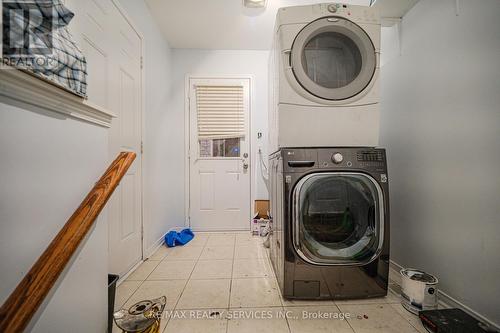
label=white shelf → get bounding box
[0,68,116,128]
[371,0,420,26]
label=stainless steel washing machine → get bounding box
[269,147,390,299]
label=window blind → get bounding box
[196,85,245,140]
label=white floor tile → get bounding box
[163,309,227,333]
[389,303,429,333]
[200,246,234,260]
[191,259,233,279]
[126,260,160,281]
[125,279,188,311]
[338,303,420,333]
[235,234,264,246]
[335,289,400,306]
[114,281,141,310]
[176,279,231,309]
[233,259,271,278]
[230,278,282,308]
[206,234,236,247]
[226,307,290,333]
[164,245,204,261]
[286,305,355,333]
[234,244,266,259]
[148,260,196,280]
[281,296,335,307]
[148,246,172,261]
[188,234,210,247]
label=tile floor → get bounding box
[113,232,428,333]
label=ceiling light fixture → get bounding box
[243,0,267,9]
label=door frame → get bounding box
[184,75,254,231]
[110,0,145,260]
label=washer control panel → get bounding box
[318,148,387,172]
[281,148,387,173]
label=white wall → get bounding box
[118,0,178,255]
[171,49,270,224]
[0,103,109,332]
[0,1,174,331]
[380,0,500,328]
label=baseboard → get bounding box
[116,260,143,287]
[143,233,168,259]
[116,233,168,287]
[389,260,500,331]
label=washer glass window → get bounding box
[293,173,383,265]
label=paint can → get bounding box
[400,268,438,314]
[113,296,166,333]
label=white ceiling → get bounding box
[145,0,371,50]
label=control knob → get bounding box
[332,153,344,164]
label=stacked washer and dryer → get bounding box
[268,3,390,300]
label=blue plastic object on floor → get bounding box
[165,228,194,247]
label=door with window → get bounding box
[188,78,251,231]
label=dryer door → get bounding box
[290,17,376,101]
[293,172,384,265]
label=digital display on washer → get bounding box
[357,151,384,162]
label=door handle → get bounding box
[283,49,292,70]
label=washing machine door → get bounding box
[292,173,384,265]
[290,17,376,101]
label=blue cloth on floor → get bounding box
[165,228,194,247]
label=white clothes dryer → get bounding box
[269,3,381,152]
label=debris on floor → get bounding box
[114,296,166,333]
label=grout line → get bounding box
[226,233,238,333]
[119,259,163,307]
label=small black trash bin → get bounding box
[108,274,119,333]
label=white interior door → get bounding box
[107,6,143,277]
[66,0,143,277]
[189,78,251,231]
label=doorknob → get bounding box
[243,162,249,170]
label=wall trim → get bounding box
[389,260,500,331]
[143,233,167,260]
[0,68,116,127]
[118,233,166,286]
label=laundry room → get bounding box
[0,0,498,332]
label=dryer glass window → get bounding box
[302,32,362,89]
[294,173,383,265]
[290,17,377,101]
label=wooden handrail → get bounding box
[0,152,136,333]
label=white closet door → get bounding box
[107,5,143,277]
[65,0,143,277]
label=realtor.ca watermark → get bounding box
[154,309,352,321]
[1,0,57,69]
